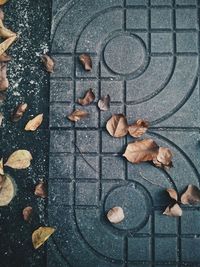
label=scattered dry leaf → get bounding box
[0,174,16,206]
[128,119,149,138]
[4,150,32,169]
[123,139,159,164]
[67,109,88,122]
[106,114,128,138]
[34,181,47,198]
[0,35,17,56]
[25,114,43,131]
[0,112,3,126]
[11,103,27,122]
[154,147,173,168]
[166,188,178,201]
[78,88,95,106]
[0,52,11,62]
[0,63,8,91]
[107,207,124,224]
[163,203,182,217]
[41,54,54,73]
[181,185,200,205]
[32,227,55,249]
[23,206,33,222]
[0,157,4,175]
[0,0,9,5]
[79,54,92,71]
[0,19,16,38]
[98,95,110,111]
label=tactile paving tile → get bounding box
[48,0,200,266]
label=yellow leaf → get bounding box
[25,114,43,131]
[32,227,55,249]
[0,0,9,5]
[0,35,17,56]
[0,174,16,206]
[4,150,32,169]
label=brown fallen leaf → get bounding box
[166,188,178,201]
[67,109,88,122]
[181,185,200,205]
[0,174,16,206]
[79,54,92,71]
[154,147,173,168]
[106,114,128,138]
[23,206,33,222]
[107,207,125,224]
[0,19,16,38]
[128,119,149,138]
[0,35,17,56]
[11,103,28,122]
[0,0,9,5]
[0,63,9,91]
[78,88,95,106]
[123,139,159,164]
[4,150,32,169]
[32,227,55,249]
[34,181,47,198]
[163,203,182,217]
[0,52,11,62]
[25,114,43,131]
[98,95,110,111]
[0,157,4,175]
[0,112,3,126]
[41,54,54,73]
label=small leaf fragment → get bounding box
[78,88,95,106]
[98,95,110,111]
[23,206,33,222]
[181,185,200,205]
[163,203,182,217]
[32,227,55,249]
[107,207,125,224]
[25,114,43,131]
[67,109,88,122]
[0,35,17,56]
[0,174,16,206]
[0,52,11,62]
[11,103,27,122]
[79,54,92,71]
[123,139,159,164]
[0,62,9,91]
[41,54,54,73]
[154,147,173,168]
[166,188,178,201]
[106,114,128,138]
[0,19,16,38]
[4,150,32,169]
[128,119,149,138]
[34,181,47,198]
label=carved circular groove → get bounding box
[104,34,146,75]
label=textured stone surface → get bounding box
[49,0,200,266]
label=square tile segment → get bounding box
[48,0,200,266]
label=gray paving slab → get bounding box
[48,0,200,266]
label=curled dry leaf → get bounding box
[0,63,8,91]
[0,52,11,62]
[4,150,32,169]
[0,35,17,56]
[154,147,173,168]
[107,207,125,224]
[123,139,158,164]
[0,0,9,5]
[32,226,55,249]
[106,114,128,138]
[181,185,200,205]
[128,119,149,138]
[0,19,16,38]
[41,54,54,73]
[0,112,3,126]
[11,103,27,122]
[166,188,178,201]
[34,181,47,198]
[23,206,33,222]
[98,95,110,111]
[67,109,88,122]
[78,88,95,106]
[163,203,182,217]
[0,174,16,206]
[79,54,92,71]
[25,114,43,131]
[0,157,4,175]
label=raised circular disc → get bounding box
[104,34,146,75]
